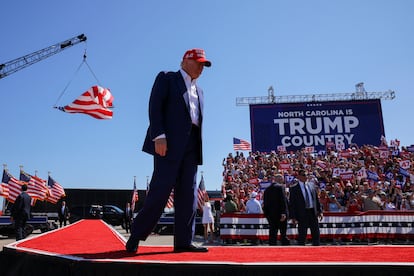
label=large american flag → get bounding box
[197,175,206,212]
[47,176,66,204]
[57,85,114,119]
[233,137,251,151]
[19,170,49,201]
[2,169,23,203]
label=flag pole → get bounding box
[1,164,7,214]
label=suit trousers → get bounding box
[130,125,200,247]
[15,218,28,241]
[267,218,289,245]
[297,208,320,246]
[59,217,67,227]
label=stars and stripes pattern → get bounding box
[57,85,114,119]
[0,182,9,198]
[233,137,251,151]
[31,174,49,198]
[2,169,23,203]
[1,168,68,206]
[19,170,49,201]
[0,170,11,198]
[220,213,414,241]
[46,176,66,204]
[197,175,206,212]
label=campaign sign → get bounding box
[249,99,385,152]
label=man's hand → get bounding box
[280,214,287,222]
[318,213,324,221]
[155,138,167,156]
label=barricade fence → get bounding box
[219,211,414,242]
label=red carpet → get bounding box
[2,219,414,275]
[9,219,414,264]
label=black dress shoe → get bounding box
[125,237,139,253]
[174,244,208,253]
[281,238,290,246]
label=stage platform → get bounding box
[1,219,413,276]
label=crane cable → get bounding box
[53,47,101,108]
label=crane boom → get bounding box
[0,34,87,79]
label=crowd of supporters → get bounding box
[221,140,414,213]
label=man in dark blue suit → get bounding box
[126,48,211,254]
[11,184,32,240]
[289,169,323,246]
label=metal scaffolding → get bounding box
[236,83,396,106]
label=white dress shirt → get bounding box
[180,69,200,126]
[154,70,201,141]
[300,181,313,208]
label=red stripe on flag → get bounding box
[0,183,9,197]
[7,178,23,203]
[197,176,206,212]
[62,86,114,119]
[233,137,251,151]
[166,190,174,209]
[47,176,65,204]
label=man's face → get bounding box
[182,59,205,80]
[297,172,308,181]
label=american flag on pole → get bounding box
[197,175,206,213]
[233,137,251,151]
[131,177,139,212]
[0,170,10,198]
[56,85,114,119]
[0,182,9,198]
[2,169,23,203]
[46,175,66,204]
[32,174,49,198]
[19,170,48,201]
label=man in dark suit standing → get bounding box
[11,184,32,240]
[263,174,290,246]
[289,169,323,246]
[126,48,211,254]
[124,202,132,233]
[58,200,70,227]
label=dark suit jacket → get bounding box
[58,205,70,220]
[263,183,288,221]
[289,180,322,221]
[11,191,31,220]
[125,207,133,220]
[142,71,203,164]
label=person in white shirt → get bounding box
[201,193,215,243]
[246,191,263,214]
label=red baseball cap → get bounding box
[183,48,211,67]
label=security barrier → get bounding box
[219,211,414,242]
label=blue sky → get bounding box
[1,1,413,194]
